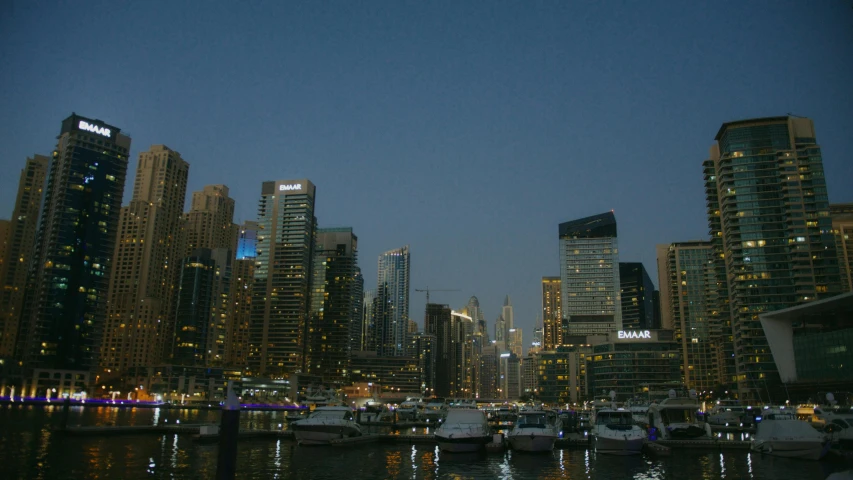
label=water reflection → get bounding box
[2,405,852,480]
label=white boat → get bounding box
[591,408,646,455]
[506,410,561,452]
[751,409,829,460]
[647,392,712,440]
[434,408,492,453]
[422,401,448,423]
[708,399,746,426]
[397,398,424,421]
[291,406,362,445]
[812,407,853,445]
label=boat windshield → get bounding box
[311,409,353,420]
[596,412,633,425]
[764,413,795,420]
[517,414,547,428]
[660,408,697,425]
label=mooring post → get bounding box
[215,381,241,480]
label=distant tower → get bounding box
[541,277,562,349]
[559,212,621,336]
[374,245,410,356]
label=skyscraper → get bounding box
[656,242,719,392]
[184,185,237,256]
[361,289,376,352]
[17,114,130,372]
[0,155,49,358]
[227,256,254,369]
[541,277,562,349]
[618,262,655,330]
[831,204,853,292]
[307,228,359,384]
[101,145,189,373]
[559,212,621,336]
[705,116,843,402]
[351,267,365,353]
[248,179,317,377]
[374,245,410,356]
[172,249,218,366]
[425,303,454,397]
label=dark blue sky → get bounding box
[2,1,851,348]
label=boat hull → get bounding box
[593,434,644,455]
[436,435,492,453]
[506,433,557,452]
[292,425,361,445]
[752,439,828,460]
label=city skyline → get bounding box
[1,2,852,348]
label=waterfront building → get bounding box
[226,257,253,369]
[248,180,317,377]
[183,185,237,256]
[307,228,359,384]
[235,221,258,260]
[588,329,681,402]
[478,343,499,399]
[452,310,475,398]
[619,262,655,330]
[831,204,853,292]
[652,290,662,329]
[101,145,189,374]
[501,352,521,400]
[521,353,538,396]
[351,267,364,354]
[361,289,376,352]
[502,295,514,348]
[559,212,622,336]
[705,116,843,402]
[541,277,562,349]
[508,327,523,357]
[537,344,594,406]
[410,332,436,396]
[0,155,49,358]
[760,291,853,402]
[530,318,543,354]
[374,245,410,356]
[656,241,720,393]
[349,351,421,394]
[17,114,130,373]
[425,303,453,397]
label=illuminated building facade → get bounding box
[559,212,622,335]
[0,155,49,358]
[541,277,562,349]
[705,116,843,402]
[374,245,410,356]
[830,204,853,292]
[18,114,130,372]
[248,179,317,377]
[619,262,655,330]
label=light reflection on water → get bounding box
[1,405,851,479]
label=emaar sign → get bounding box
[279,184,302,192]
[617,330,651,340]
[78,120,111,137]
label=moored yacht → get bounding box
[291,406,363,445]
[434,408,492,453]
[397,398,424,421]
[707,399,746,426]
[647,391,712,440]
[591,408,646,455]
[506,410,562,452]
[751,409,829,460]
[422,400,448,423]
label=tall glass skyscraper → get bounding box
[541,277,562,349]
[656,242,719,393]
[618,262,655,330]
[248,179,317,377]
[374,245,410,356]
[558,212,621,336]
[705,116,843,403]
[307,227,359,384]
[17,114,130,371]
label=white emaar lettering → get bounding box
[279,184,302,191]
[617,330,651,339]
[78,120,111,137]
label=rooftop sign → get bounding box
[617,330,651,340]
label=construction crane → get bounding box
[415,287,460,304]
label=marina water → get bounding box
[1,404,851,479]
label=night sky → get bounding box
[1,1,851,349]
